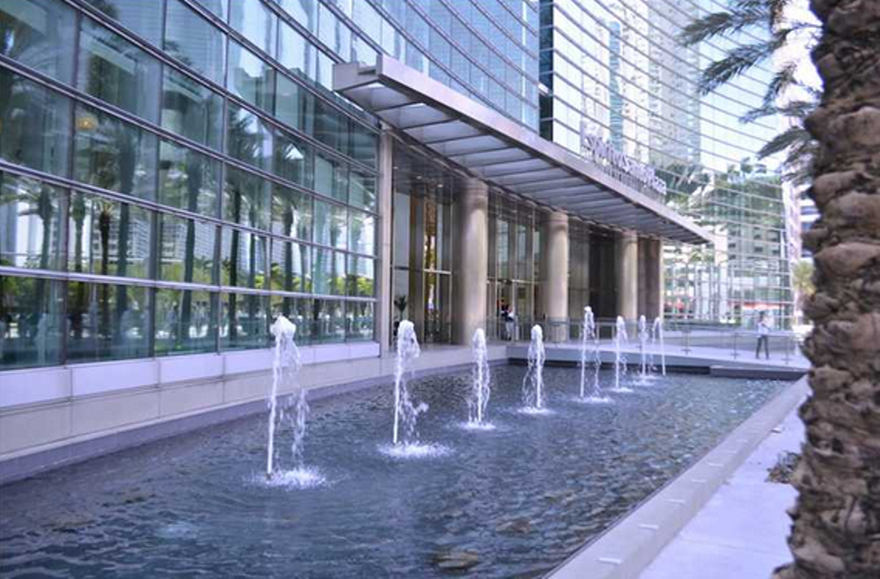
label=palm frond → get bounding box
[741,96,817,123]
[698,40,781,94]
[678,6,766,46]
[757,125,812,159]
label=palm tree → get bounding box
[791,259,814,324]
[679,0,821,185]
[771,1,880,577]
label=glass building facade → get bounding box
[0,0,546,371]
[0,0,383,370]
[0,0,792,374]
[540,0,796,329]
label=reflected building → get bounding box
[540,0,794,329]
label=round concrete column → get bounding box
[453,179,489,345]
[542,211,569,342]
[616,230,639,320]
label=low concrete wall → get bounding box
[0,344,507,485]
[548,376,809,579]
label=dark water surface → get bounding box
[0,367,784,578]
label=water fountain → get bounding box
[521,325,548,412]
[467,328,492,428]
[610,316,633,393]
[637,315,650,383]
[653,317,667,376]
[579,307,610,403]
[266,315,302,478]
[392,320,424,445]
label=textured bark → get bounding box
[773,1,880,578]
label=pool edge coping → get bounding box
[546,374,809,579]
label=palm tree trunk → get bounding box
[180,156,203,346]
[773,1,880,578]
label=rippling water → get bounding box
[0,367,783,577]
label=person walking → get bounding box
[755,312,770,359]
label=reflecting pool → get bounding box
[0,367,784,577]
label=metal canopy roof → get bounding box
[334,55,711,245]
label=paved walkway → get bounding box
[639,401,805,579]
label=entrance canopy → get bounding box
[334,56,711,245]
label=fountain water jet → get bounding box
[382,321,449,459]
[653,317,666,376]
[521,325,548,413]
[578,307,610,403]
[267,315,304,479]
[610,316,633,393]
[637,315,651,383]
[467,328,492,428]
[392,320,424,445]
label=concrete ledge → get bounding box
[710,366,807,380]
[0,345,505,485]
[548,376,809,579]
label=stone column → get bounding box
[376,130,394,356]
[453,178,489,345]
[541,211,570,342]
[615,230,638,320]
[644,239,664,319]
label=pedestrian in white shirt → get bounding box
[755,312,770,359]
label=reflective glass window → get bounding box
[228,40,275,112]
[313,249,344,295]
[313,199,330,246]
[278,21,315,79]
[158,139,221,217]
[0,275,64,369]
[165,0,226,85]
[220,292,268,349]
[352,34,377,66]
[73,104,157,200]
[314,153,347,202]
[229,0,276,55]
[348,210,374,255]
[351,124,377,168]
[82,0,163,46]
[346,256,374,297]
[312,298,344,342]
[318,3,349,58]
[270,239,311,293]
[67,192,152,279]
[273,129,313,188]
[220,227,267,289]
[330,204,347,250]
[349,171,375,211]
[270,295,310,338]
[193,0,227,19]
[224,167,271,230]
[155,289,218,356]
[158,213,217,284]
[66,282,150,363]
[279,0,316,33]
[0,69,71,177]
[275,74,315,133]
[226,104,273,171]
[0,0,76,83]
[314,99,345,151]
[353,0,379,41]
[346,300,373,341]
[271,185,312,241]
[161,67,224,150]
[0,172,64,271]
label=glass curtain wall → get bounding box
[0,0,379,371]
[338,0,540,130]
[487,192,540,342]
[539,0,794,329]
[391,145,454,345]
